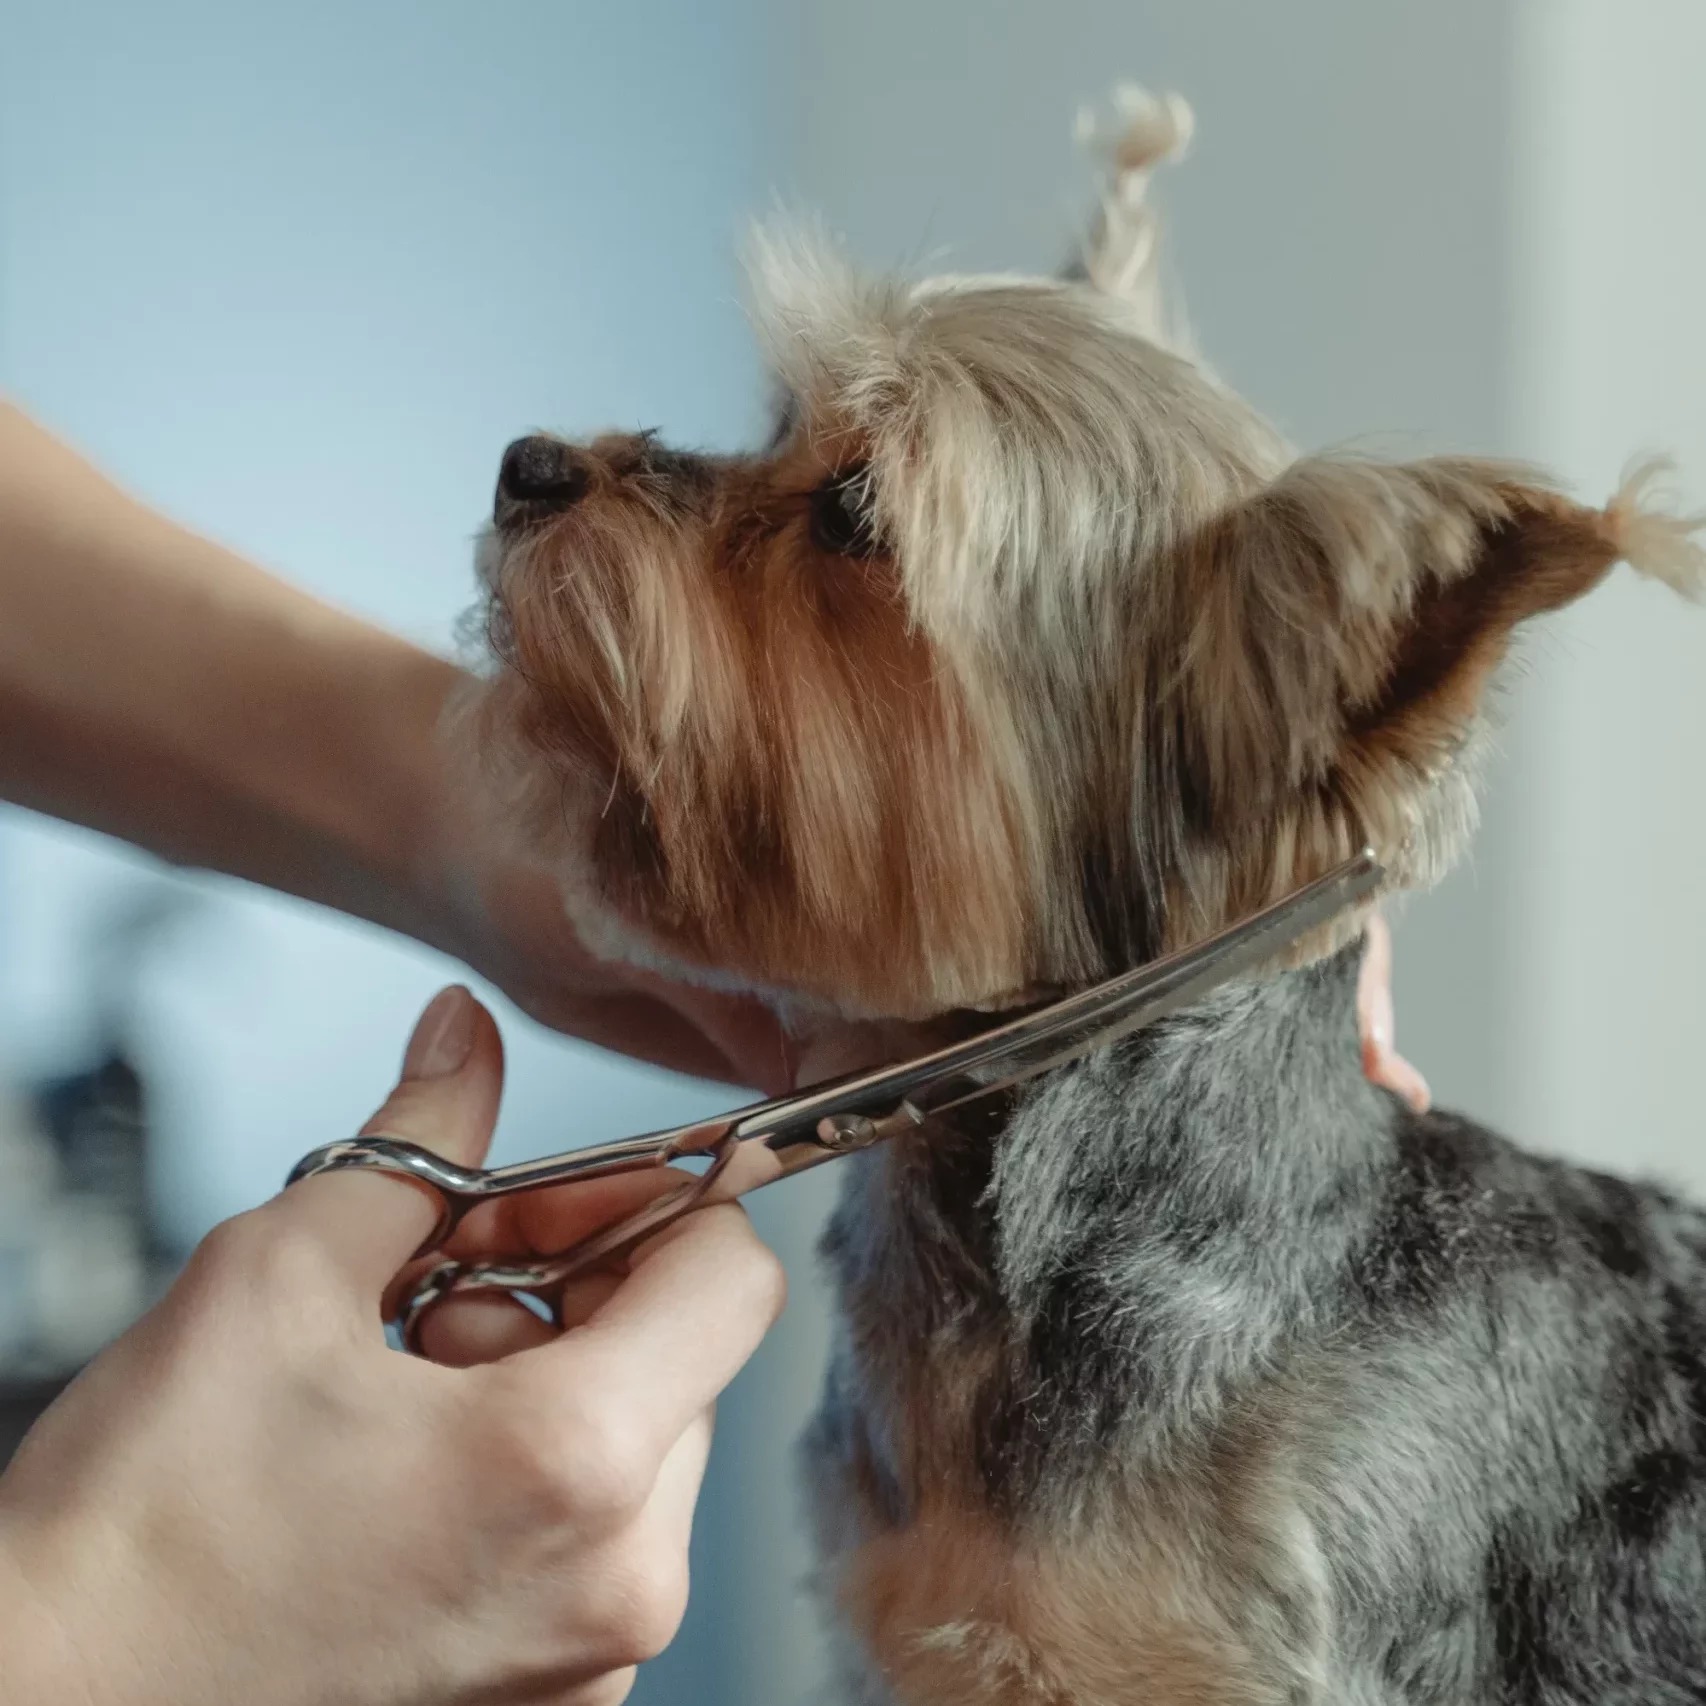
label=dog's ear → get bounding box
[1162,456,1705,849]
[1072,84,1194,349]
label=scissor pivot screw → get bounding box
[817,1113,880,1153]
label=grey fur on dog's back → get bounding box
[805,949,1706,1702]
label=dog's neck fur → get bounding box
[818,942,1397,1527]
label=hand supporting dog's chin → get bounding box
[789,916,1432,1111]
[425,837,799,1090]
[395,716,795,1091]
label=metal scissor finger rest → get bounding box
[288,849,1385,1352]
[293,1112,749,1349]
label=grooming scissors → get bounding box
[288,849,1384,1350]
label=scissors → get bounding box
[289,848,1384,1351]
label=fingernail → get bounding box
[1403,1063,1434,1116]
[403,986,477,1080]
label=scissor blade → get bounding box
[746,848,1384,1159]
[914,848,1384,1117]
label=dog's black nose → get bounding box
[495,435,588,520]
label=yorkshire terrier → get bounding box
[466,85,1706,1706]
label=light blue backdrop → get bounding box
[0,3,802,1700]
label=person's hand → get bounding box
[0,986,785,1706]
[413,769,799,1093]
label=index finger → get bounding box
[510,1201,786,1462]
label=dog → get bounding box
[464,85,1706,1705]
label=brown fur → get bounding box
[840,1505,1283,1706]
[1130,459,1663,962]
[477,411,1699,1021]
[824,1279,1326,1706]
[481,427,1038,1016]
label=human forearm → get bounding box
[0,402,462,934]
[0,1531,101,1706]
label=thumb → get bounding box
[280,985,506,1296]
[1357,916,1432,1115]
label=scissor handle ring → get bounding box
[287,1134,482,1254]
[394,1125,743,1355]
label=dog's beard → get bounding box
[470,504,1052,1021]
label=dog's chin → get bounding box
[787,1013,971,1092]
[472,524,513,601]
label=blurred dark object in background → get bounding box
[0,886,191,1465]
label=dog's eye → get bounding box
[809,467,881,559]
[766,394,799,453]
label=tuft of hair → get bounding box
[1073,84,1195,348]
[1075,82,1194,171]
[1605,457,1706,599]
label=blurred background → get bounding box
[0,1,1700,1702]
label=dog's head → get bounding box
[468,90,1703,1022]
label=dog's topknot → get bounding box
[1074,84,1195,349]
